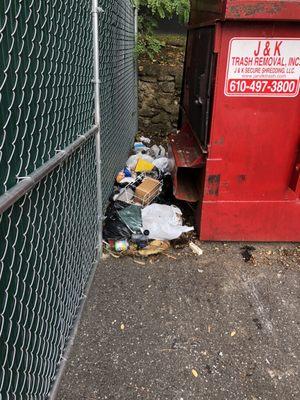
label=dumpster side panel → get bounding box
[200,21,300,241]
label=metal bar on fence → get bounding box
[134,5,138,39]
[0,126,98,216]
[92,0,103,260]
[49,6,105,397]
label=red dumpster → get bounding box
[169,0,300,241]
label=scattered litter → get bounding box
[142,204,194,240]
[109,252,120,259]
[114,175,143,202]
[149,144,166,159]
[230,330,237,337]
[116,167,132,183]
[149,144,160,158]
[172,233,190,249]
[140,136,151,144]
[131,232,150,249]
[117,205,142,233]
[116,171,125,183]
[133,259,146,266]
[123,167,132,177]
[134,178,161,206]
[159,145,166,157]
[267,369,276,379]
[126,154,154,170]
[134,142,149,153]
[163,253,177,260]
[103,136,194,258]
[208,325,212,333]
[138,240,170,257]
[103,202,132,240]
[135,158,154,173]
[120,177,135,185]
[153,157,169,174]
[192,369,199,378]
[114,187,134,203]
[189,242,204,256]
[241,245,256,262]
[120,323,125,331]
[114,240,129,252]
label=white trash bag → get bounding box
[142,204,194,241]
[153,157,170,174]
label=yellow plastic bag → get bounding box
[135,158,154,173]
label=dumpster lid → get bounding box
[190,0,300,26]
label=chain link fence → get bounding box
[0,0,137,398]
[99,0,138,204]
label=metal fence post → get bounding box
[134,5,138,45]
[92,0,103,260]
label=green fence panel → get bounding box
[0,0,137,397]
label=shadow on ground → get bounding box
[57,242,300,400]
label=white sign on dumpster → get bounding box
[225,38,300,97]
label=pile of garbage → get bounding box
[103,136,194,257]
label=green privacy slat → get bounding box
[99,0,138,207]
[0,0,137,397]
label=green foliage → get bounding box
[136,34,164,60]
[137,0,190,22]
[134,0,190,59]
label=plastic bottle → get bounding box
[131,230,150,249]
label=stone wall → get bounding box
[138,62,184,138]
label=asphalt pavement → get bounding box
[57,242,300,400]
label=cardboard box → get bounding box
[134,178,161,205]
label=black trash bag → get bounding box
[117,205,142,234]
[106,200,129,214]
[103,201,132,241]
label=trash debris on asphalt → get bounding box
[117,204,142,233]
[114,240,129,252]
[142,204,193,240]
[103,201,133,240]
[241,245,256,262]
[189,242,204,256]
[192,369,199,378]
[138,240,170,257]
[135,158,154,173]
[134,177,161,205]
[139,136,151,144]
[103,136,195,258]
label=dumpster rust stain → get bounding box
[227,0,284,18]
[208,175,221,196]
[237,174,246,183]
